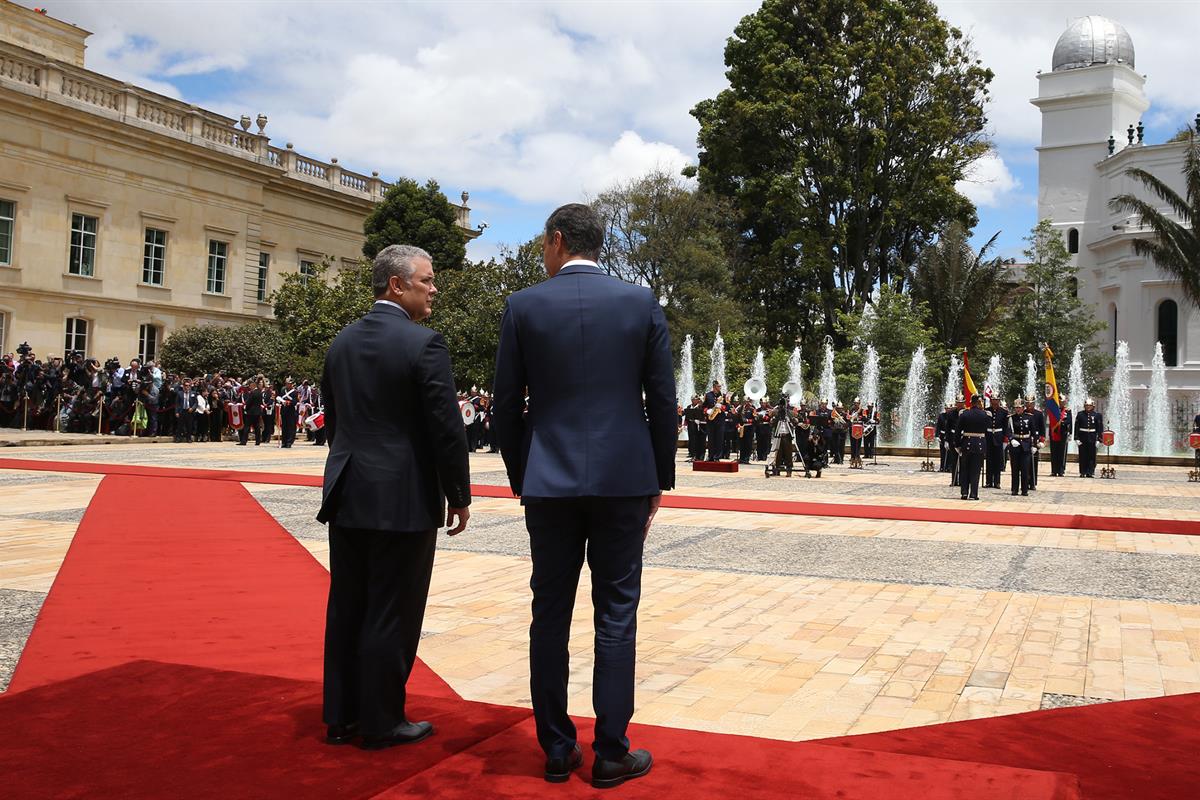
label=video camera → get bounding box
[16,341,33,358]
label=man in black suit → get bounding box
[317,244,471,751]
[493,204,675,789]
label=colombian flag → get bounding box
[962,350,978,402]
[1044,344,1063,438]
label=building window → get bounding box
[69,213,98,276]
[0,199,13,266]
[64,317,88,356]
[1111,304,1118,357]
[207,240,227,294]
[1158,299,1178,367]
[1067,228,1079,254]
[143,228,167,285]
[257,252,270,302]
[0,311,7,353]
[299,259,318,286]
[138,324,160,363]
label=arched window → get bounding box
[1067,228,1079,254]
[1111,304,1118,356]
[1158,300,1178,367]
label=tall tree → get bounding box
[362,178,467,269]
[977,219,1108,395]
[1109,130,1200,307]
[688,0,992,348]
[271,260,373,381]
[593,169,743,347]
[431,238,546,388]
[907,222,1011,350]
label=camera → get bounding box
[16,341,32,357]
[105,356,121,371]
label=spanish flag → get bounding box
[962,350,979,402]
[1044,344,1062,437]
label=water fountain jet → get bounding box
[897,346,930,447]
[1106,340,1132,455]
[677,335,695,408]
[1145,341,1171,455]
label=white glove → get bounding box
[1010,440,1020,449]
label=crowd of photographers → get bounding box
[0,342,323,446]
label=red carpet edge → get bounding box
[1,455,1198,537]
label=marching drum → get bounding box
[460,401,477,426]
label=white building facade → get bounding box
[1033,15,1197,421]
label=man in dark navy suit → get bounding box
[317,244,471,751]
[493,203,675,789]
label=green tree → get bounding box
[977,219,1108,395]
[271,260,373,382]
[430,238,546,388]
[907,222,1012,350]
[1109,129,1200,306]
[836,284,945,434]
[362,178,467,269]
[688,0,992,348]
[593,169,743,348]
[159,321,292,380]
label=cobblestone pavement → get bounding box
[2,443,1199,742]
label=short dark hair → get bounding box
[544,203,603,260]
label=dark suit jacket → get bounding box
[492,262,676,498]
[317,303,471,532]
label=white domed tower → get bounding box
[1032,16,1147,251]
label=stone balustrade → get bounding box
[0,41,469,223]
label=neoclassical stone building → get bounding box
[0,1,477,362]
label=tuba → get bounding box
[743,378,767,402]
[781,380,802,402]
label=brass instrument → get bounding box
[743,378,767,402]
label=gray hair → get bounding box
[372,244,431,297]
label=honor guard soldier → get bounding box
[1024,395,1045,489]
[1073,398,1103,478]
[957,394,989,500]
[1050,398,1072,477]
[946,396,963,486]
[985,395,1008,488]
[1007,397,1034,495]
[936,402,953,471]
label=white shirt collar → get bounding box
[561,259,599,270]
[374,299,410,319]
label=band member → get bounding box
[848,399,863,464]
[724,394,739,459]
[1049,398,1072,477]
[863,404,878,458]
[830,402,847,464]
[278,376,299,448]
[985,395,1008,488]
[755,399,773,461]
[737,401,755,464]
[705,393,727,462]
[1007,397,1033,496]
[683,396,704,461]
[1073,399,1103,478]
[957,394,988,500]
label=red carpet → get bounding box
[7,474,454,699]
[0,468,1193,797]
[2,456,1199,536]
[823,692,1200,800]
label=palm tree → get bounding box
[1109,131,1200,306]
[905,222,1012,351]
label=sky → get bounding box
[25,0,1200,261]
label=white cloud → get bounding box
[957,150,1020,208]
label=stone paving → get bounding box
[2,441,1199,743]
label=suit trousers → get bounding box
[280,406,298,447]
[323,525,437,736]
[985,444,1004,487]
[1078,441,1097,476]
[706,421,724,461]
[525,496,649,761]
[1009,447,1031,494]
[960,448,983,499]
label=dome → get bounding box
[1052,16,1135,72]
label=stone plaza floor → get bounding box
[2,438,1199,742]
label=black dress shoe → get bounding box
[593,749,652,789]
[359,720,434,750]
[545,744,583,783]
[326,722,358,745]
